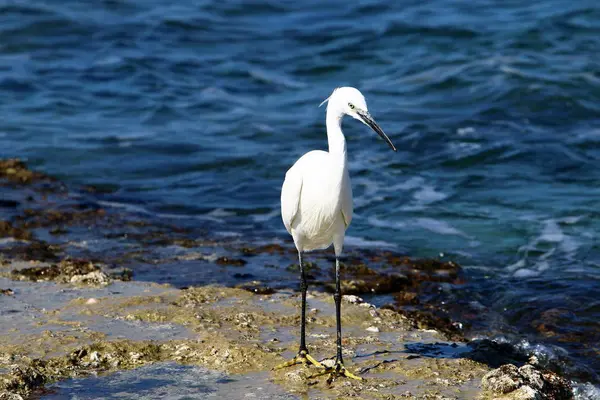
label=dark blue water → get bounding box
[1,0,600,385]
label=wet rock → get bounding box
[69,271,110,285]
[0,159,54,185]
[241,244,291,255]
[10,258,127,286]
[0,392,24,400]
[19,207,106,230]
[215,257,247,267]
[12,259,94,282]
[466,339,529,368]
[0,289,14,296]
[0,365,46,394]
[171,238,200,248]
[332,273,409,295]
[394,291,419,305]
[0,341,169,396]
[482,364,523,394]
[2,241,59,262]
[388,307,464,341]
[342,294,363,304]
[531,308,576,338]
[482,364,573,399]
[236,281,276,295]
[0,222,32,241]
[108,268,133,282]
[286,261,319,273]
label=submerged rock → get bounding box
[215,257,247,267]
[0,159,581,398]
[2,241,60,262]
[9,258,131,286]
[482,363,573,399]
[0,222,32,241]
[0,159,54,186]
[466,339,529,368]
[236,281,276,295]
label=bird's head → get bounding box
[320,87,397,151]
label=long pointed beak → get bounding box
[357,110,397,152]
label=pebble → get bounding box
[321,359,335,368]
[366,326,380,333]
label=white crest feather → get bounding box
[319,87,340,107]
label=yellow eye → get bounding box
[348,103,355,109]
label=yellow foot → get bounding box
[273,350,325,370]
[307,361,363,384]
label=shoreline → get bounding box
[0,159,586,399]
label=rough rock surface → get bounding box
[482,363,573,400]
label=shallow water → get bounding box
[1,0,600,388]
[38,363,298,400]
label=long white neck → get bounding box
[326,107,347,163]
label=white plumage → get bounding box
[276,86,396,381]
[281,86,395,256]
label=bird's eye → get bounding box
[348,103,355,109]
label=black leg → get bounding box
[334,257,343,364]
[299,251,308,354]
[273,251,324,370]
[307,256,361,381]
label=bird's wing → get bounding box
[281,165,303,234]
[341,171,353,228]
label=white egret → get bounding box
[277,87,396,382]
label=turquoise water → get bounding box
[1,0,600,383]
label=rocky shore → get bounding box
[0,159,576,399]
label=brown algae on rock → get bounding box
[0,159,55,186]
[481,363,573,400]
[0,273,578,399]
[0,281,478,398]
[0,159,578,399]
[7,258,132,286]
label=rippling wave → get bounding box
[1,0,600,388]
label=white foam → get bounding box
[573,382,600,400]
[448,142,482,157]
[507,218,585,278]
[561,215,585,225]
[415,218,466,236]
[252,208,280,223]
[539,220,564,243]
[412,185,448,205]
[367,216,407,230]
[94,55,123,66]
[215,231,242,238]
[207,208,235,218]
[97,200,152,214]
[513,268,539,278]
[367,216,466,238]
[456,127,476,136]
[391,176,426,191]
[249,68,307,89]
[506,259,526,272]
[96,200,226,223]
[344,235,396,249]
